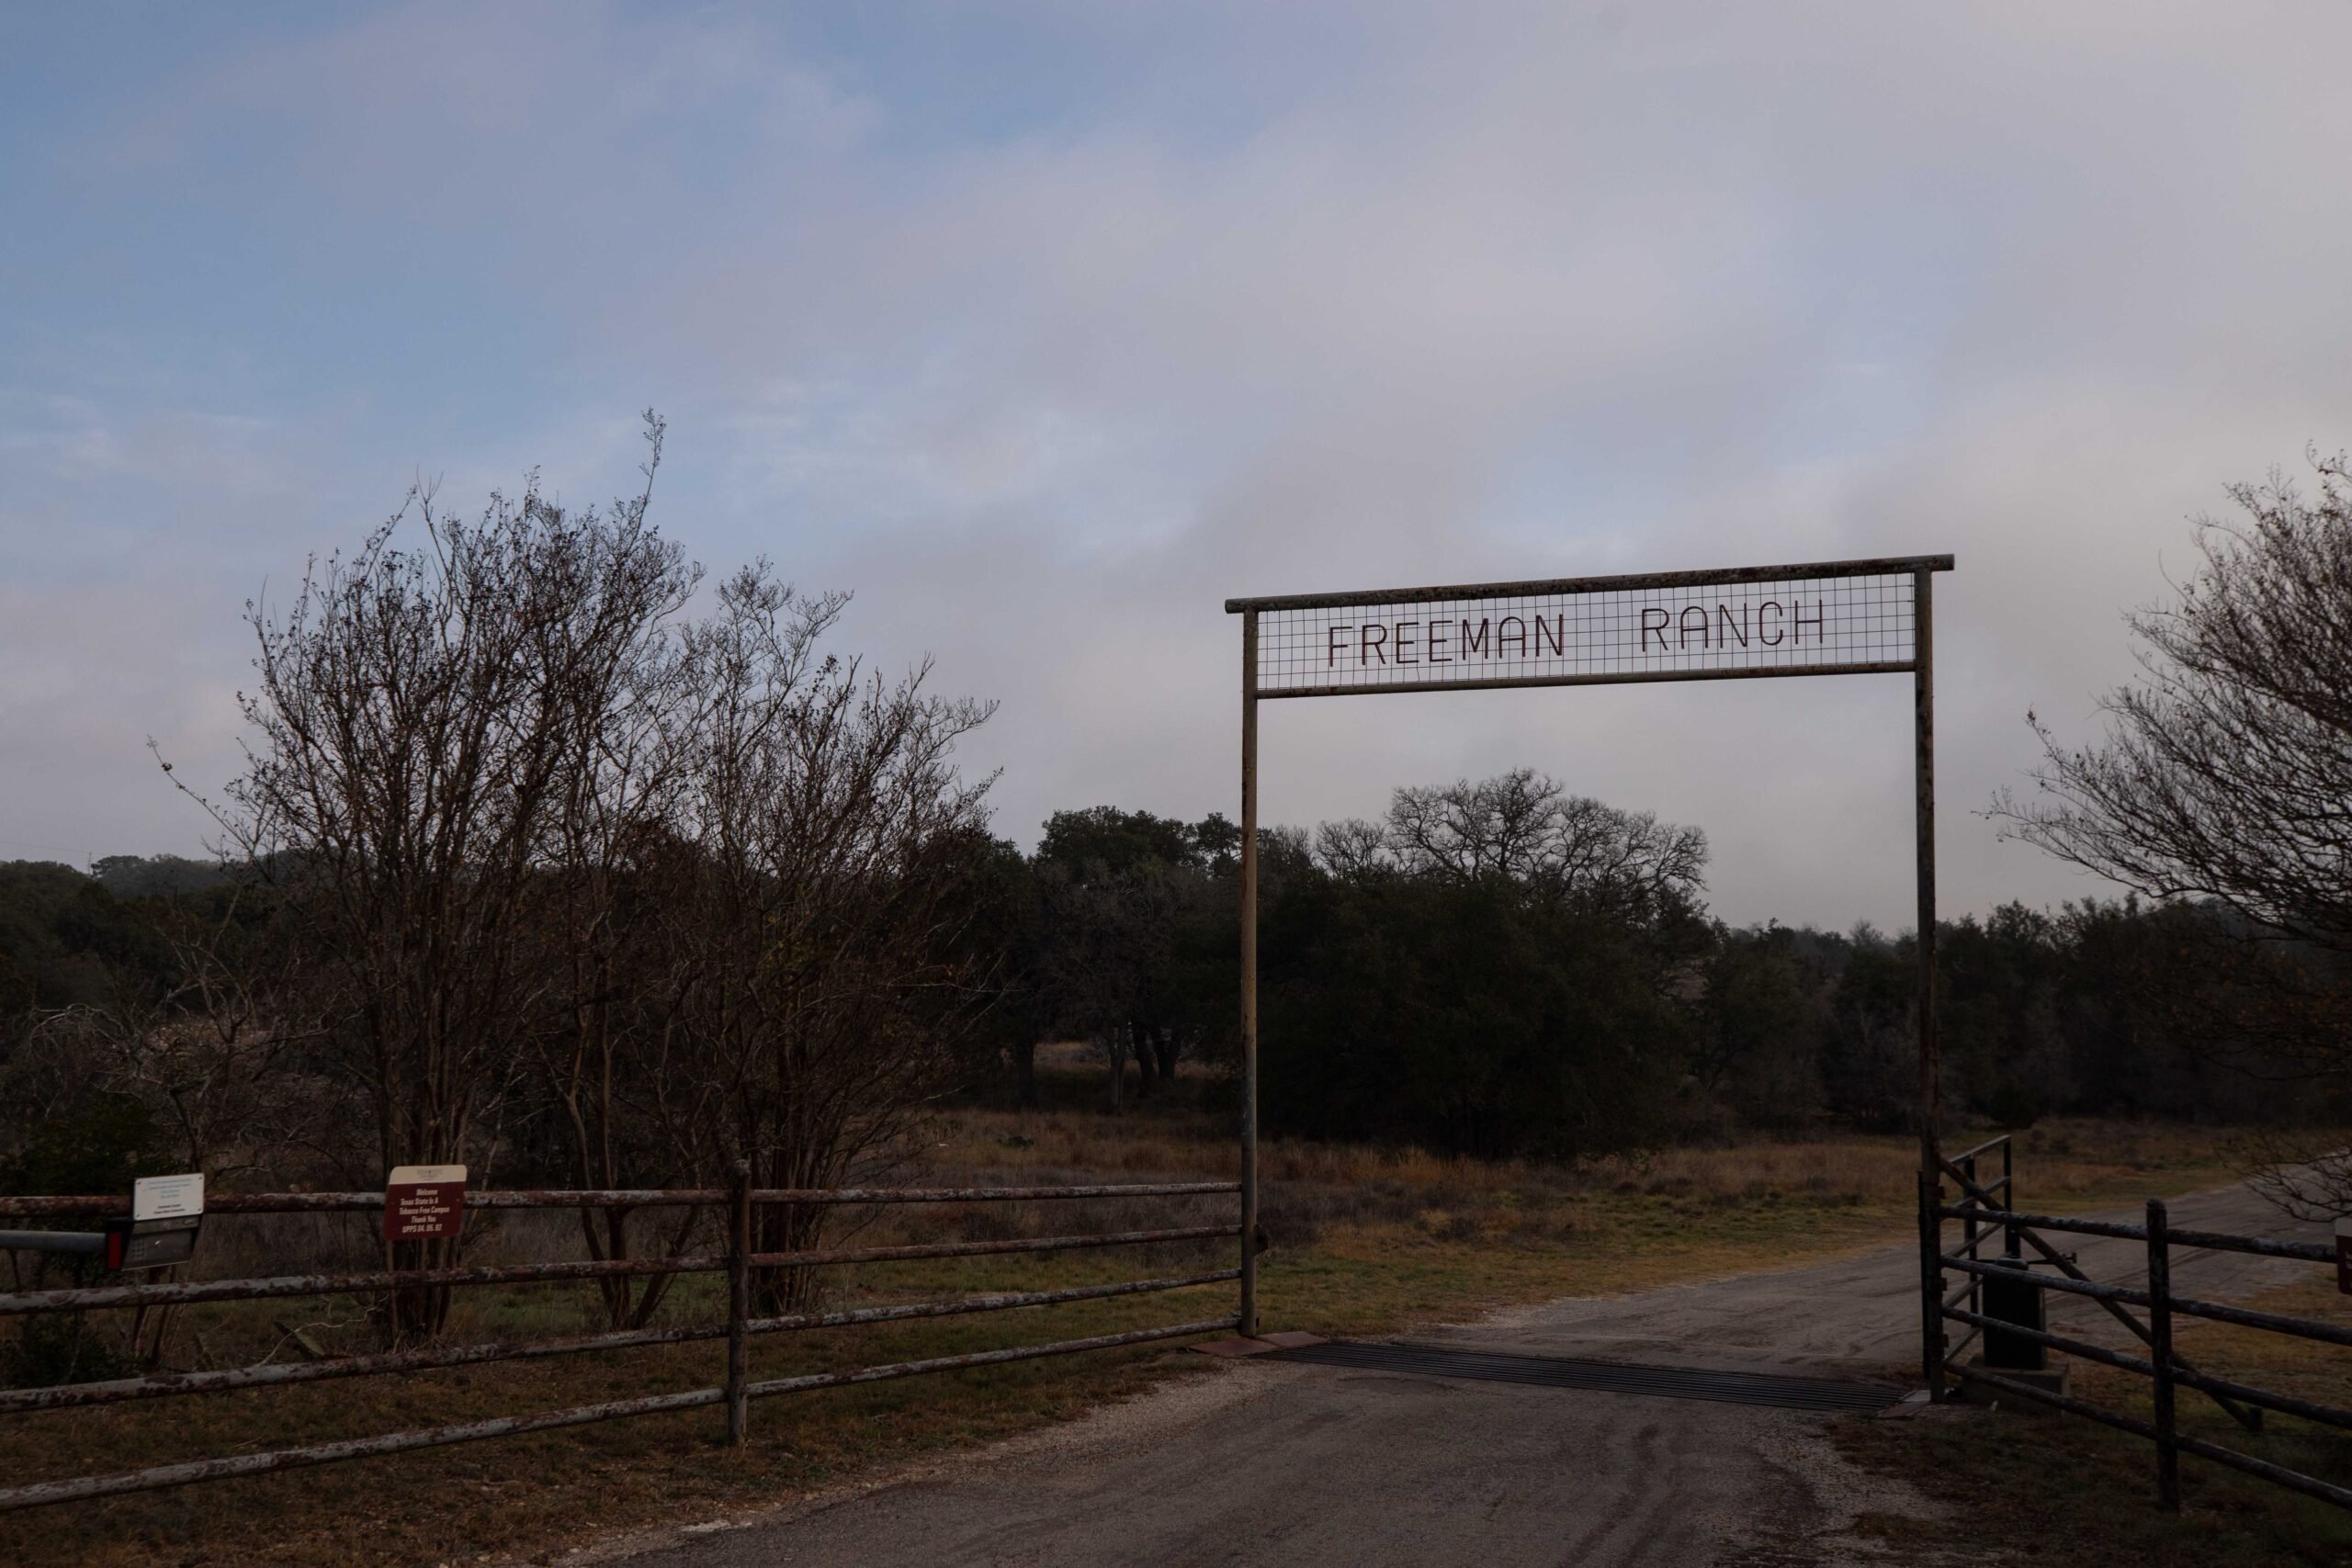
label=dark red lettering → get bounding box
[1396,621,1419,663]
[1758,601,1784,646]
[1534,615,1564,658]
[1462,618,1491,659]
[1679,605,1710,649]
[1641,606,1670,651]
[1498,616,1527,657]
[1793,598,1824,645]
[1429,620,1452,662]
[1361,624,1387,664]
[1328,625,1353,667]
[1716,604,1749,649]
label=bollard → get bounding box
[726,1161,750,1446]
[2148,1197,2178,1509]
[1918,1170,1945,1398]
[1981,1258,2047,1371]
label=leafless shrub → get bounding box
[1994,451,2352,1209]
[640,562,999,1311]
[147,414,1004,1336]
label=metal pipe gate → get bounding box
[0,1175,1243,1509]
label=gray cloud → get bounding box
[8,2,2352,929]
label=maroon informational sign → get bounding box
[383,1164,468,1241]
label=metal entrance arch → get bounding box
[1225,553,1957,1393]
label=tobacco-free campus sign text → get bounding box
[384,1164,469,1242]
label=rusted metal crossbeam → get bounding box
[0,1254,724,1316]
[0,1317,1236,1512]
[0,1223,1239,1317]
[2145,1282,2352,1348]
[1932,1203,2334,1265]
[1943,1251,2352,1350]
[740,1316,1238,1399]
[1222,554,1956,614]
[0,1384,729,1511]
[0,1269,1241,1414]
[0,1181,1241,1219]
[1945,1134,2013,1166]
[743,1224,1237,1271]
[1943,1303,2154,1379]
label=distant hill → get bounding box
[0,861,177,1013]
[88,854,234,899]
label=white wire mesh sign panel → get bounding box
[1245,569,1919,697]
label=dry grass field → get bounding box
[0,1063,2302,1566]
[933,1098,2257,1334]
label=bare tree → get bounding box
[28,880,322,1188]
[144,412,1008,1337]
[179,414,695,1337]
[654,565,999,1310]
[1320,769,1709,925]
[1993,451,2352,1209]
[526,496,704,1329]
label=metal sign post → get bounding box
[1226,554,1953,1357]
[1913,566,1941,1396]
[1238,609,1261,1336]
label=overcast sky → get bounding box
[5,2,2349,930]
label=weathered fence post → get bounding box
[2147,1196,2178,1510]
[2003,1139,2019,1260]
[727,1160,751,1446]
[1962,1153,1981,1325]
[1918,1169,1944,1399]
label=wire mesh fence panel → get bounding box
[1242,564,1924,698]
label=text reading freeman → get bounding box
[1323,600,1828,669]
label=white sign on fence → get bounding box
[131,1173,203,1222]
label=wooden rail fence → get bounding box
[0,1173,1245,1510]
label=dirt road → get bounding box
[602,1182,2326,1568]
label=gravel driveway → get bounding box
[593,1181,2326,1568]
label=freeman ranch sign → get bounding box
[1243,564,1923,698]
[1221,553,1953,1346]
